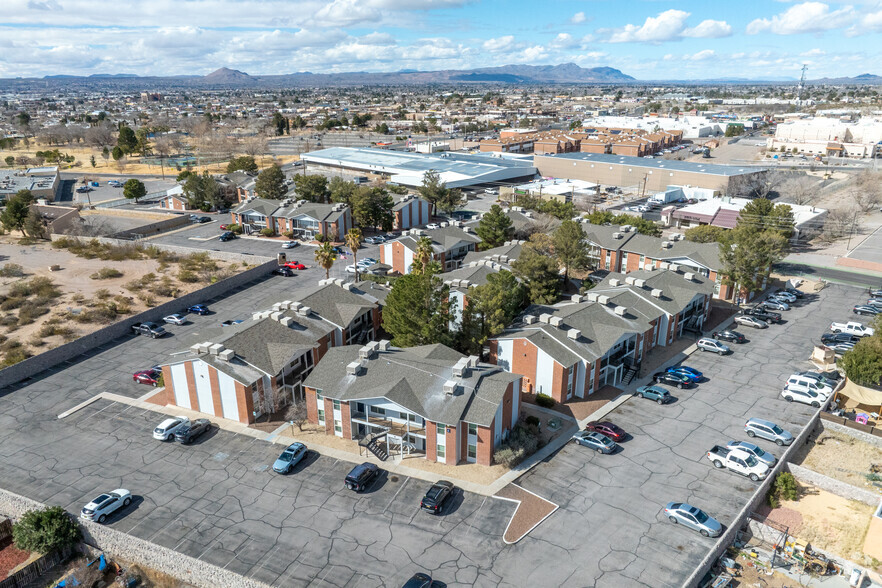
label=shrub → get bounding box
[492,420,542,467]
[89,267,123,280]
[535,393,555,408]
[38,323,75,339]
[525,415,540,428]
[282,230,294,239]
[774,472,799,501]
[17,300,49,325]
[177,269,198,283]
[0,339,31,366]
[0,263,24,277]
[228,223,243,235]
[95,288,111,300]
[12,506,82,554]
[259,227,275,237]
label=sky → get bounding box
[1,0,881,80]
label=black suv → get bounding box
[132,322,166,338]
[219,231,236,242]
[821,332,858,345]
[420,481,454,514]
[344,462,379,492]
[744,307,782,323]
[712,329,746,344]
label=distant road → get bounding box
[775,261,881,289]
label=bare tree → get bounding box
[850,171,882,213]
[729,170,787,199]
[285,399,309,431]
[241,133,269,159]
[779,175,818,206]
[823,206,859,239]
[85,123,116,148]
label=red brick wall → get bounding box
[147,366,174,406]
[625,254,640,273]
[235,381,253,424]
[488,340,498,364]
[593,358,602,391]
[305,387,318,424]
[476,424,492,466]
[508,338,539,394]
[315,338,329,362]
[341,402,352,440]
[389,241,407,274]
[426,421,437,461]
[550,362,566,403]
[444,424,457,465]
[323,397,334,435]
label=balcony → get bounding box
[350,411,426,438]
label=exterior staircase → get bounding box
[359,431,389,461]
[621,367,638,386]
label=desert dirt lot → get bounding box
[0,238,247,366]
[792,429,882,497]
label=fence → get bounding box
[0,258,276,390]
[0,545,74,588]
[49,233,274,264]
[0,518,11,542]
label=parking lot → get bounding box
[0,275,867,586]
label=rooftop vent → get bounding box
[280,316,294,327]
[624,276,635,285]
[378,339,392,351]
[270,311,283,321]
[467,355,480,367]
[347,361,364,376]
[453,357,471,379]
[342,282,354,291]
[661,241,672,249]
[218,349,235,361]
[298,306,312,316]
[333,278,344,287]
[658,261,670,270]
[539,313,553,324]
[684,272,695,281]
[614,306,627,316]
[612,232,623,239]
[290,301,303,311]
[651,288,663,298]
[443,380,459,395]
[549,316,563,327]
[567,328,581,340]
[598,295,610,305]
[609,278,621,287]
[572,294,584,303]
[634,279,646,288]
[190,343,205,355]
[359,341,379,360]
[669,264,680,272]
[524,314,538,324]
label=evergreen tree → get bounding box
[292,174,330,203]
[0,189,34,232]
[552,220,590,281]
[329,176,357,205]
[511,246,560,304]
[123,178,146,203]
[226,156,258,173]
[350,186,393,231]
[475,204,514,249]
[382,271,452,348]
[255,164,286,199]
[117,125,138,154]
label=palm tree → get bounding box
[345,228,362,280]
[414,236,434,275]
[314,241,336,279]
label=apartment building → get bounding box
[303,342,522,466]
[479,128,682,157]
[380,224,481,275]
[392,193,433,231]
[489,268,713,403]
[231,197,352,240]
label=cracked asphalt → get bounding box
[0,279,866,587]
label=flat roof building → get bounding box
[300,147,537,189]
[534,153,766,194]
[0,166,61,202]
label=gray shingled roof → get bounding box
[274,200,348,223]
[395,225,481,254]
[304,345,519,427]
[591,268,714,314]
[232,197,280,217]
[462,241,525,266]
[290,282,378,329]
[582,224,721,270]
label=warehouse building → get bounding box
[533,153,766,194]
[0,166,61,202]
[300,147,537,189]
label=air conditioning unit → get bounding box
[614,306,627,316]
[684,272,695,281]
[549,316,563,327]
[567,329,581,340]
[609,278,620,287]
[651,289,663,298]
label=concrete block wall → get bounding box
[784,463,880,507]
[48,234,274,264]
[0,259,277,390]
[820,418,882,449]
[108,215,190,239]
[0,488,270,588]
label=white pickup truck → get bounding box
[706,446,770,481]
[830,321,875,337]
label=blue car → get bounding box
[187,304,209,315]
[273,442,308,474]
[666,366,703,382]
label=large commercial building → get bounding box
[300,147,536,189]
[767,117,882,159]
[534,153,766,193]
[0,166,61,202]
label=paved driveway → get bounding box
[0,278,864,587]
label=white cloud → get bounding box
[608,9,691,43]
[570,11,586,24]
[686,49,716,61]
[550,33,578,49]
[314,0,382,27]
[800,48,825,57]
[746,2,855,34]
[482,35,517,52]
[683,19,733,38]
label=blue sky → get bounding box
[0,0,880,79]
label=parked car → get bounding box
[365,236,385,245]
[163,313,187,325]
[853,305,880,316]
[781,386,824,408]
[706,446,770,481]
[821,332,858,345]
[572,431,618,453]
[420,481,454,514]
[782,287,804,298]
[81,489,132,523]
[769,292,796,304]
[744,418,793,446]
[425,223,440,230]
[153,416,190,441]
[726,440,776,467]
[697,338,730,355]
[175,418,212,444]
[219,224,231,230]
[76,186,93,193]
[220,319,244,327]
[828,341,856,356]
[663,502,722,538]
[344,462,380,491]
[402,573,443,588]
[584,421,627,442]
[360,257,378,266]
[219,232,236,242]
[745,307,782,323]
[712,330,746,344]
[653,371,692,389]
[273,442,308,474]
[786,374,833,397]
[133,368,161,386]
[283,261,307,270]
[830,321,874,337]
[187,304,209,315]
[272,267,295,277]
[796,371,839,389]
[191,215,211,223]
[866,298,882,307]
[734,315,768,329]
[281,241,299,249]
[759,300,790,311]
[666,365,703,383]
[107,180,123,188]
[869,289,882,298]
[132,322,166,338]
[636,385,672,404]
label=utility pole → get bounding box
[846,209,860,250]
[797,65,808,106]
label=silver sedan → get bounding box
[663,502,722,537]
[734,315,769,329]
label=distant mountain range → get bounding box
[0,65,878,88]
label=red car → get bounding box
[133,369,161,386]
[219,224,230,230]
[584,421,627,442]
[283,261,306,270]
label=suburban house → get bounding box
[392,193,433,230]
[379,224,481,274]
[230,197,352,240]
[489,267,713,403]
[581,223,739,301]
[152,282,380,423]
[303,342,522,466]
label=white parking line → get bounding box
[223,538,251,569]
[383,477,409,514]
[247,544,280,578]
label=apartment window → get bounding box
[468,444,477,459]
[334,419,342,433]
[317,409,325,425]
[370,406,385,416]
[333,400,341,411]
[639,254,645,265]
[621,252,628,268]
[468,423,477,436]
[605,251,611,270]
[567,365,575,396]
[436,444,445,458]
[315,389,323,401]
